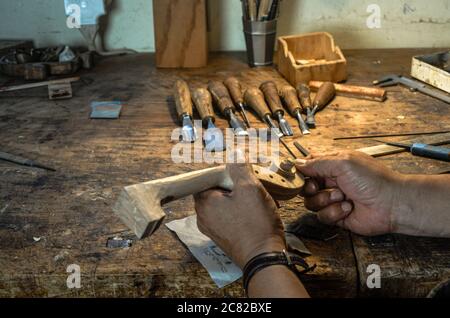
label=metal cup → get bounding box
[243,18,278,67]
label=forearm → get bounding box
[392,174,450,237]
[248,265,310,298]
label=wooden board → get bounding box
[0,49,449,298]
[153,0,208,68]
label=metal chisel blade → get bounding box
[296,112,311,135]
[278,116,294,136]
[181,115,198,143]
[204,119,225,152]
[229,111,248,136]
[264,116,283,138]
[238,103,251,128]
[306,108,316,128]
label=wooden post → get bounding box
[153,0,208,68]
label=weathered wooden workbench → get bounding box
[0,49,449,298]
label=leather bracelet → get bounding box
[243,249,315,294]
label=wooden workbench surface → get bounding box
[0,49,449,298]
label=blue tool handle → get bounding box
[411,144,450,162]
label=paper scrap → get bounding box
[90,101,122,119]
[166,215,242,288]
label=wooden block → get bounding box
[153,0,208,68]
[277,32,347,86]
[48,82,73,100]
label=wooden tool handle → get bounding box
[313,82,336,110]
[280,85,302,115]
[244,88,271,120]
[260,81,284,114]
[257,0,271,20]
[297,84,312,109]
[192,88,214,121]
[224,77,244,105]
[174,80,193,120]
[309,81,387,102]
[208,81,235,115]
[248,0,257,21]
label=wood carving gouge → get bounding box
[174,80,198,143]
[244,88,297,159]
[297,84,314,128]
[224,77,251,128]
[260,81,294,136]
[208,81,248,136]
[303,82,336,128]
[376,141,450,162]
[280,85,310,135]
[192,88,225,152]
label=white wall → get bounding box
[0,0,449,52]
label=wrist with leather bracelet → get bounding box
[242,249,315,295]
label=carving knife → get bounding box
[279,85,310,135]
[208,81,248,136]
[174,80,198,143]
[260,81,294,136]
[244,87,297,159]
[224,77,251,128]
[192,88,225,152]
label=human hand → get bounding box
[296,151,403,236]
[194,164,286,269]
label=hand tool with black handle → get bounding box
[224,77,251,128]
[376,141,450,162]
[208,81,248,136]
[192,88,225,152]
[173,80,198,143]
[244,88,297,159]
[307,82,336,128]
[279,85,310,135]
[267,0,279,20]
[260,81,294,136]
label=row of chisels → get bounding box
[173,77,336,152]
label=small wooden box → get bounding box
[411,51,450,93]
[277,32,347,86]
